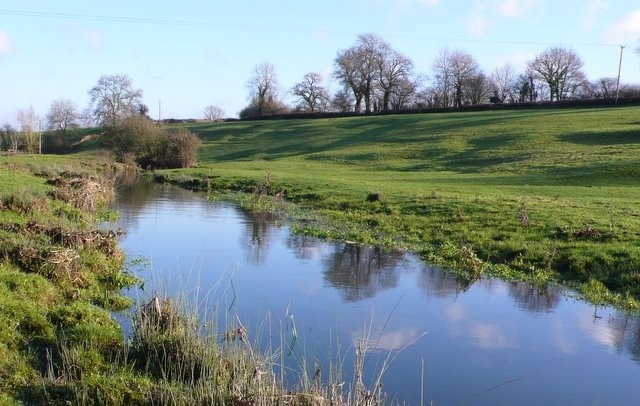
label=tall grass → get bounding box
[40,289,418,405]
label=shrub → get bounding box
[102,118,201,169]
[107,116,163,168]
[159,128,201,169]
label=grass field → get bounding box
[157,106,640,309]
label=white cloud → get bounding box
[444,302,466,322]
[0,31,13,56]
[493,50,534,71]
[578,311,616,348]
[85,29,106,51]
[580,0,609,31]
[605,9,640,44]
[359,327,424,351]
[470,322,515,349]
[551,319,576,355]
[494,0,540,18]
[312,25,333,44]
[468,15,490,38]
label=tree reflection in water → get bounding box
[607,312,640,362]
[285,233,320,261]
[418,267,462,298]
[507,281,563,313]
[238,211,278,266]
[321,244,404,302]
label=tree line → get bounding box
[1,74,200,169]
[2,32,639,153]
[241,33,640,118]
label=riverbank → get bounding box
[0,156,136,403]
[0,156,388,404]
[155,106,640,311]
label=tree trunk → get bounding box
[382,91,391,111]
[354,96,362,113]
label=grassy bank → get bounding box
[0,156,390,405]
[0,156,135,403]
[155,106,640,310]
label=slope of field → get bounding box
[166,107,640,307]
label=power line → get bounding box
[0,8,622,49]
[391,33,619,48]
[0,8,211,27]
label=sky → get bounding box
[1,0,640,124]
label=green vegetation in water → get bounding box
[153,106,640,311]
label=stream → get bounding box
[112,178,640,405]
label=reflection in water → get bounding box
[285,233,320,261]
[322,244,403,302]
[507,281,563,313]
[238,210,279,265]
[113,179,640,405]
[418,267,462,298]
[599,312,640,361]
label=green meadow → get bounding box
[159,106,640,308]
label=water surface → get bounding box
[113,179,640,405]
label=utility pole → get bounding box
[38,119,42,154]
[158,99,162,121]
[615,45,625,104]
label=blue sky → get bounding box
[1,0,640,123]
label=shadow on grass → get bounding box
[558,129,640,146]
[536,161,640,186]
[197,111,547,163]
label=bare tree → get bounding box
[17,105,39,153]
[465,72,491,105]
[414,86,439,109]
[334,33,389,113]
[203,105,225,121]
[526,47,586,101]
[243,62,287,117]
[291,72,330,112]
[353,33,387,113]
[431,48,455,108]
[450,50,481,107]
[47,99,78,137]
[334,46,366,112]
[618,83,640,97]
[431,48,481,108]
[330,87,355,112]
[490,63,518,103]
[592,77,618,99]
[45,99,78,153]
[389,75,420,110]
[378,49,415,111]
[88,74,144,129]
[334,33,419,113]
